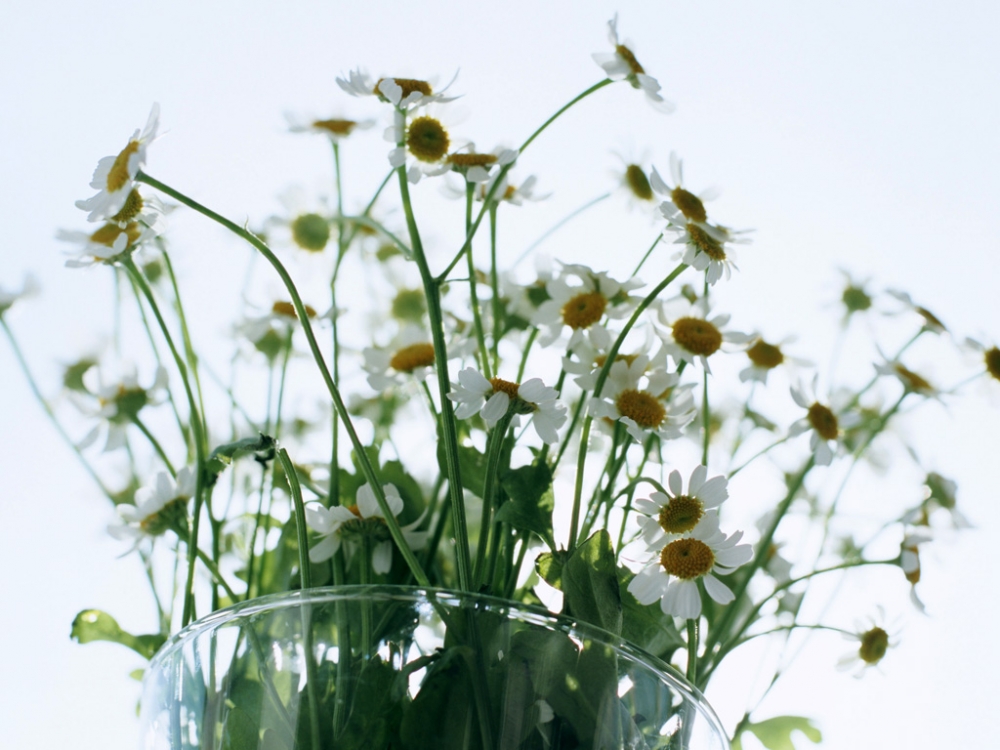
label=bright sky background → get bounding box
[2,2,998,748]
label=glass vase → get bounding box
[139,586,729,749]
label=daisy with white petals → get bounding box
[76,365,169,452]
[306,483,427,573]
[448,368,566,444]
[592,15,674,113]
[657,298,750,373]
[739,335,811,384]
[108,467,195,545]
[385,108,458,184]
[628,511,753,620]
[634,466,729,548]
[361,324,474,393]
[76,104,160,222]
[788,376,852,467]
[837,608,898,677]
[446,145,519,185]
[285,111,375,142]
[337,70,459,110]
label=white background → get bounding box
[1,1,998,748]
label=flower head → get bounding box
[657,298,750,373]
[739,335,811,384]
[108,467,195,545]
[285,111,375,142]
[837,607,898,677]
[237,300,323,361]
[634,466,729,547]
[903,472,972,529]
[628,512,753,619]
[362,324,473,392]
[964,336,1000,384]
[58,193,165,268]
[76,104,160,222]
[76,365,169,452]
[448,368,566,444]
[592,15,674,113]
[885,290,947,334]
[875,359,939,399]
[899,532,931,613]
[306,483,427,573]
[337,69,459,110]
[788,376,852,466]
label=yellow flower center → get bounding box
[687,225,727,261]
[110,189,144,224]
[271,301,317,319]
[106,140,140,192]
[747,340,784,369]
[659,538,715,579]
[378,78,432,100]
[489,377,537,415]
[291,213,330,252]
[858,627,889,665]
[657,495,704,535]
[561,291,607,330]
[671,187,707,223]
[624,164,653,201]
[807,403,839,441]
[594,353,640,369]
[312,119,357,136]
[89,222,141,249]
[615,389,666,429]
[984,347,1000,382]
[447,152,498,167]
[615,44,645,76]
[390,343,435,372]
[407,116,450,163]
[892,363,933,394]
[671,317,723,357]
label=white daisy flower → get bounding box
[902,472,973,530]
[874,359,940,399]
[445,144,518,184]
[448,368,567,444]
[963,336,1000,384]
[634,466,729,548]
[652,153,748,285]
[76,364,169,452]
[900,532,931,613]
[739,335,811,384]
[657,298,751,373]
[237,300,324,360]
[884,289,947,334]
[788,375,852,467]
[58,194,165,268]
[267,186,333,253]
[611,151,657,210]
[362,324,475,392]
[384,107,466,184]
[284,111,375,142]
[0,273,40,317]
[336,70,459,110]
[475,172,548,207]
[531,263,643,348]
[306,483,427,573]
[837,269,875,323]
[592,15,674,113]
[108,466,195,544]
[589,355,696,444]
[76,104,160,222]
[562,323,652,391]
[628,511,753,620]
[837,607,898,677]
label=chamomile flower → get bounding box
[838,270,874,323]
[739,335,811,384]
[657,298,751,373]
[531,263,642,347]
[634,466,729,547]
[900,532,931,613]
[284,111,375,142]
[362,324,473,393]
[448,368,566,444]
[592,15,674,113]
[885,290,947,334]
[562,323,650,391]
[628,511,753,620]
[337,70,459,110]
[76,104,160,222]
[76,364,169,452]
[306,483,427,573]
[903,472,972,530]
[837,608,898,677]
[0,274,40,317]
[58,193,165,268]
[445,145,518,184]
[589,355,696,443]
[268,187,333,253]
[385,109,459,184]
[788,376,851,467]
[875,359,940,399]
[964,336,1000,384]
[237,300,323,362]
[108,467,195,545]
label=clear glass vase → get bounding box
[139,586,729,749]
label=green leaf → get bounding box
[400,648,476,750]
[70,610,165,660]
[495,462,555,548]
[222,706,260,750]
[734,716,823,750]
[336,657,402,750]
[562,531,622,635]
[618,566,684,660]
[379,459,425,523]
[207,434,276,479]
[535,550,566,589]
[436,427,512,499]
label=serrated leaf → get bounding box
[495,462,555,548]
[733,715,822,750]
[562,531,622,635]
[70,610,165,660]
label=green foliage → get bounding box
[732,716,823,750]
[618,567,684,660]
[70,609,165,659]
[561,530,622,635]
[206,433,276,481]
[535,549,566,589]
[495,461,555,549]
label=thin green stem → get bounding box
[701,367,710,466]
[474,414,513,589]
[489,204,502,371]
[131,415,176,476]
[464,182,492,379]
[631,235,663,277]
[686,620,699,684]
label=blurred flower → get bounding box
[964,336,1000,383]
[657,298,750,373]
[284,111,375,142]
[76,104,160,222]
[634,466,729,547]
[237,300,323,361]
[592,14,674,113]
[628,511,752,619]
[268,187,333,253]
[59,194,165,268]
[108,467,194,545]
[875,359,940,399]
[0,274,40,317]
[837,607,898,677]
[885,290,946,334]
[449,368,566,443]
[337,70,459,110]
[838,270,874,323]
[739,335,810,384]
[789,376,854,466]
[899,532,931,613]
[446,145,518,184]
[76,365,169,452]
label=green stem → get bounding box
[631,235,663,277]
[488,204,502,372]
[686,619,699,684]
[137,171,430,588]
[464,182,492,379]
[701,367,710,466]
[131,415,176,476]
[568,262,688,551]
[474,414,513,590]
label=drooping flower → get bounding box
[588,355,695,443]
[899,532,931,613]
[634,466,729,547]
[76,104,160,222]
[902,472,973,530]
[531,263,642,347]
[657,298,751,373]
[306,483,427,573]
[592,15,674,113]
[448,368,566,444]
[837,608,898,677]
[788,376,851,467]
[628,511,753,619]
[108,467,195,545]
[885,290,947,334]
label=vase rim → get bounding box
[152,584,729,745]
